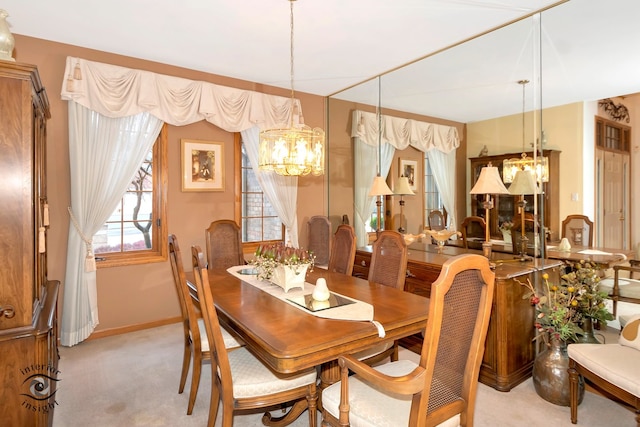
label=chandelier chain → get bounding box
[289,0,295,125]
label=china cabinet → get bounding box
[469,150,560,241]
[0,60,59,426]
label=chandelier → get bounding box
[503,80,549,183]
[258,0,325,177]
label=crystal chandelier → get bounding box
[258,0,325,176]
[503,80,549,183]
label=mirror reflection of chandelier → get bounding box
[502,80,549,183]
[258,0,325,177]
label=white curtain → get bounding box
[428,149,458,231]
[59,57,305,345]
[241,126,300,247]
[352,110,460,237]
[62,102,163,346]
[353,138,395,247]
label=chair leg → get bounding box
[390,341,399,362]
[308,382,318,427]
[187,352,202,415]
[179,341,191,394]
[568,362,580,424]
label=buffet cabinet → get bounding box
[0,60,59,426]
[354,245,562,391]
[469,150,560,241]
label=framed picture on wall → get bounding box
[181,139,224,192]
[399,159,418,191]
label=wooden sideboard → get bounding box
[0,60,59,426]
[354,243,563,391]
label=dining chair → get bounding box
[168,234,242,416]
[428,209,446,231]
[190,245,318,427]
[321,254,496,427]
[561,214,594,247]
[308,215,332,266]
[353,230,407,365]
[327,224,357,275]
[205,220,245,269]
[460,215,486,249]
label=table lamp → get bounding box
[369,175,393,236]
[508,169,538,260]
[470,164,510,258]
[393,176,414,233]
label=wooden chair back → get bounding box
[328,224,357,275]
[168,234,208,414]
[205,220,244,269]
[191,245,317,427]
[460,216,486,249]
[561,214,594,247]
[308,215,331,265]
[323,254,495,427]
[368,230,407,290]
[414,254,495,426]
[428,210,446,231]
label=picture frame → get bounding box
[181,139,224,192]
[399,159,418,191]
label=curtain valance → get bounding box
[351,110,460,153]
[60,57,302,132]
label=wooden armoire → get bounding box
[0,60,59,426]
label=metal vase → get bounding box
[575,318,602,344]
[532,337,584,406]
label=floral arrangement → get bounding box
[250,242,315,282]
[517,260,613,344]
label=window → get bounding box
[424,153,444,224]
[92,125,168,267]
[595,117,631,153]
[235,133,284,252]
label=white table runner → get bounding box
[227,266,385,337]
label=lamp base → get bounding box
[482,241,492,259]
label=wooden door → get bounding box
[598,149,629,249]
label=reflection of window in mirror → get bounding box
[424,154,444,228]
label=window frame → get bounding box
[234,133,284,253]
[95,124,168,268]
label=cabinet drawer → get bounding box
[404,263,441,297]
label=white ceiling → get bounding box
[3,0,639,122]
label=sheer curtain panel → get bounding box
[61,102,163,346]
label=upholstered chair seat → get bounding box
[568,315,640,426]
[322,359,460,427]
[226,347,318,398]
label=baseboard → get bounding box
[85,316,182,341]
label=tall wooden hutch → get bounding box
[469,150,561,241]
[0,61,59,426]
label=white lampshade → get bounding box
[470,166,510,195]
[369,176,393,197]
[394,176,415,196]
[509,169,538,195]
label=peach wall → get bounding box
[12,35,326,336]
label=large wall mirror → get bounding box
[327,0,639,250]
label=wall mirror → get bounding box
[327,0,639,250]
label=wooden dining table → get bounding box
[185,266,428,421]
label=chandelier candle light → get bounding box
[470,164,511,258]
[394,176,415,233]
[258,0,325,176]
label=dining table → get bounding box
[185,266,429,424]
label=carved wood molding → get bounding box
[599,98,630,123]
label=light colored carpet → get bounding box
[53,322,632,426]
